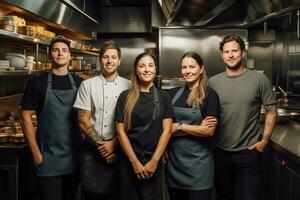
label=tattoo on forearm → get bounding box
[262,135,270,141]
[87,125,98,135]
[264,104,277,116]
[77,109,89,118]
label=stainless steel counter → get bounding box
[271,122,300,157]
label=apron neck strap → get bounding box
[152,86,160,120]
[67,72,76,89]
[47,72,76,90]
[171,87,185,105]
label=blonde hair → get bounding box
[123,52,157,131]
[181,52,207,106]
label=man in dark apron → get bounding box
[21,36,83,200]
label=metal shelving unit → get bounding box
[0,29,98,57]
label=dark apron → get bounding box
[79,139,119,194]
[120,87,163,200]
[35,72,80,177]
[166,87,214,190]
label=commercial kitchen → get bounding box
[0,0,300,200]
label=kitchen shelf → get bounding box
[0,70,44,76]
[0,29,49,45]
[70,48,99,56]
[0,29,98,56]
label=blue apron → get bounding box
[166,87,214,190]
[35,72,80,176]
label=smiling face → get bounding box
[181,57,204,85]
[135,55,156,84]
[100,48,121,77]
[50,42,70,68]
[221,40,245,70]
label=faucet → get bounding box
[277,86,289,104]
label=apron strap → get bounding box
[171,87,185,105]
[139,86,160,133]
[152,87,160,120]
[68,72,77,89]
[172,86,201,112]
[42,72,53,113]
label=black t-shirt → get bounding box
[115,86,173,152]
[169,85,220,119]
[20,72,83,117]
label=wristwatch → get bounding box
[177,123,183,131]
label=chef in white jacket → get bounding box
[74,40,130,200]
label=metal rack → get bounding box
[0,28,98,62]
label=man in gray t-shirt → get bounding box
[208,34,277,200]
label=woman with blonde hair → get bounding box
[115,52,173,200]
[166,51,220,200]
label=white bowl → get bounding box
[5,55,26,69]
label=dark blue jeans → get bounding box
[214,148,262,200]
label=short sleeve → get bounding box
[161,91,174,119]
[115,90,128,122]
[20,79,39,111]
[73,81,92,111]
[202,88,220,119]
[259,74,276,106]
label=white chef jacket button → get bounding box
[105,83,107,85]
[105,111,108,113]
[115,96,118,98]
[104,125,107,127]
[106,96,108,99]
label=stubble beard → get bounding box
[226,59,243,71]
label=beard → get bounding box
[226,59,243,70]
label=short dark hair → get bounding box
[99,40,121,58]
[219,34,245,51]
[50,35,71,50]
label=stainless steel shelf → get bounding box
[0,29,49,45]
[0,29,98,56]
[70,48,99,56]
[0,70,44,76]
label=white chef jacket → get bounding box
[74,74,130,140]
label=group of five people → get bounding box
[20,34,277,200]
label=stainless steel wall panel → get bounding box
[159,28,247,78]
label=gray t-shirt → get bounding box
[208,70,276,151]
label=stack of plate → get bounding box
[0,60,9,70]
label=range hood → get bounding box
[90,0,165,33]
[2,0,99,39]
[163,0,300,28]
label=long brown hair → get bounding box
[123,52,157,130]
[181,51,207,106]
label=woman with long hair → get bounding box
[166,51,220,200]
[115,52,173,200]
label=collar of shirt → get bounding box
[99,74,119,83]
